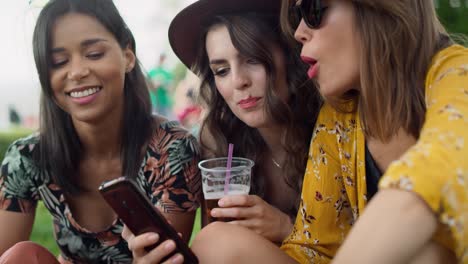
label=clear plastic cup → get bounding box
[198,157,254,222]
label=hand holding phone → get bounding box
[99,177,199,263]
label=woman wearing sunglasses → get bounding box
[190,0,467,263]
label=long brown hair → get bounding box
[281,0,452,141]
[32,0,154,194]
[194,13,321,217]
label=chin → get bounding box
[239,118,264,129]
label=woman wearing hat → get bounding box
[189,0,466,263]
[123,0,322,262]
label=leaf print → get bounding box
[57,228,85,254]
[3,167,34,199]
[38,185,61,211]
[334,196,350,218]
[318,145,327,165]
[345,176,354,187]
[343,152,351,160]
[438,104,464,120]
[315,191,323,201]
[167,139,193,176]
[306,215,316,223]
[2,146,22,175]
[315,123,326,133]
[435,67,456,82]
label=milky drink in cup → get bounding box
[198,157,254,223]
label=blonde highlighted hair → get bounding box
[281,0,452,141]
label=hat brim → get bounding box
[168,0,281,70]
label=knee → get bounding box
[191,222,258,263]
[0,242,57,264]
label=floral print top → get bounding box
[0,120,201,263]
[281,45,468,263]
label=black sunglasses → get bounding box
[289,0,329,29]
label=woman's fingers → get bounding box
[218,195,260,207]
[210,206,258,219]
[129,233,160,258]
[146,240,181,263]
[121,225,133,241]
[161,253,184,264]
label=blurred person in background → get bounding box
[7,105,22,127]
[0,0,201,263]
[148,53,174,118]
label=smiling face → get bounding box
[205,24,289,129]
[49,13,135,124]
[294,0,361,97]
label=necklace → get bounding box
[271,158,282,169]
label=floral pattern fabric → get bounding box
[380,45,468,263]
[281,45,467,263]
[0,120,201,263]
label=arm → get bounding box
[332,189,438,264]
[335,47,468,263]
[0,138,39,255]
[0,210,35,255]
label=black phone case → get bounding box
[98,177,199,263]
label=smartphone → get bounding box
[98,177,199,263]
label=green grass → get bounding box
[30,202,60,255]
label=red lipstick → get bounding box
[238,97,261,109]
[301,56,319,79]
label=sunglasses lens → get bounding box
[305,0,321,28]
[289,0,326,29]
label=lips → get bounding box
[301,56,319,79]
[238,97,261,109]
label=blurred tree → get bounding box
[435,0,468,36]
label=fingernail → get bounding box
[218,199,225,206]
[148,233,159,241]
[211,209,218,216]
[172,254,184,264]
[165,240,176,251]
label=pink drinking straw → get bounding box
[224,143,234,195]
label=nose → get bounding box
[294,19,312,44]
[67,59,90,81]
[232,68,251,90]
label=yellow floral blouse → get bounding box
[281,45,468,263]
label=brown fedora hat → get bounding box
[168,0,281,70]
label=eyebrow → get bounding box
[50,38,108,54]
[209,59,227,65]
